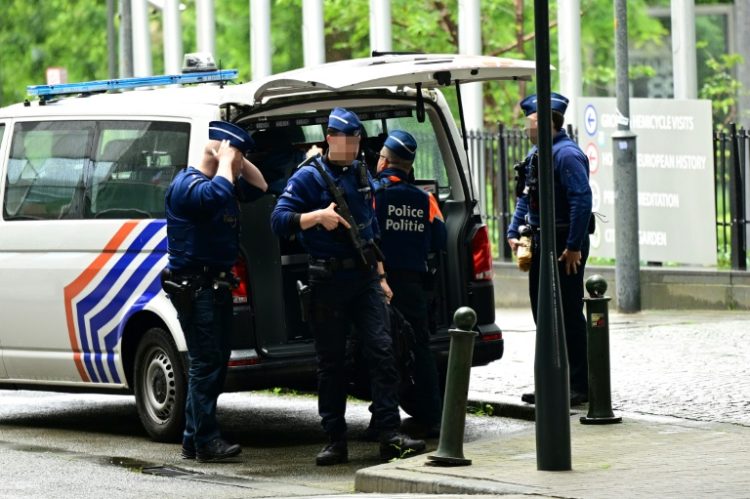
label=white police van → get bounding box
[0,54,535,441]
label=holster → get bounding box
[160,268,196,317]
[588,213,596,234]
[296,280,311,323]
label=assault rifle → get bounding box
[305,158,370,266]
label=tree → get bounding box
[0,0,107,106]
[0,0,728,126]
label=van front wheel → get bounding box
[134,328,186,442]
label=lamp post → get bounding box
[533,0,572,471]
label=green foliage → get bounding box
[0,0,734,130]
[699,50,743,127]
[467,402,495,417]
[0,0,108,106]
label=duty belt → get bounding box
[528,223,570,232]
[169,267,236,288]
[309,255,371,272]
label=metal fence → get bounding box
[466,123,750,269]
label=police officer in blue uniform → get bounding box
[506,93,593,407]
[270,108,425,465]
[373,130,446,436]
[165,121,267,462]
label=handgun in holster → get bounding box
[296,280,311,323]
[160,268,196,316]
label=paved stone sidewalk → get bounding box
[471,308,750,426]
[356,308,750,496]
[356,412,750,497]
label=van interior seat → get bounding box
[92,138,167,217]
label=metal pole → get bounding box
[427,307,477,466]
[458,0,483,132]
[737,1,750,129]
[612,0,641,312]
[107,0,118,79]
[557,0,582,128]
[131,0,152,76]
[580,276,622,425]
[163,0,183,74]
[533,0,572,472]
[119,0,134,78]
[369,0,392,53]
[302,0,325,67]
[671,0,698,99]
[196,0,216,57]
[498,123,513,261]
[729,123,747,270]
[251,0,272,79]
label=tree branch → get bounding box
[432,1,459,47]
[489,19,558,57]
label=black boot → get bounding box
[379,431,426,461]
[316,436,348,466]
[196,437,241,463]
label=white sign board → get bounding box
[578,98,715,265]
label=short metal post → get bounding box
[427,307,478,467]
[580,275,622,425]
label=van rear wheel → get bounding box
[134,327,186,442]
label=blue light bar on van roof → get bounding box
[27,70,238,100]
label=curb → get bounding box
[467,398,536,421]
[466,397,590,423]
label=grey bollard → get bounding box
[580,275,622,425]
[427,306,478,466]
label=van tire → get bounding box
[134,328,186,442]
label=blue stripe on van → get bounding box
[88,238,166,383]
[88,244,166,382]
[103,270,164,384]
[75,220,165,383]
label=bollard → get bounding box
[580,275,622,425]
[427,306,478,466]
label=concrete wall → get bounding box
[493,262,750,310]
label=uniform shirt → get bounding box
[374,168,447,273]
[507,129,592,251]
[270,156,379,259]
[166,166,264,271]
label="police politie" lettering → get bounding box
[386,204,425,232]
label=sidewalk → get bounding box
[355,308,750,497]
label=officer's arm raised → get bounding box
[239,158,268,191]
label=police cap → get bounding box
[208,121,255,154]
[327,107,362,136]
[519,92,569,116]
[384,130,417,161]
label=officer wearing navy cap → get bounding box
[372,130,446,436]
[165,120,267,462]
[506,92,593,407]
[271,108,425,465]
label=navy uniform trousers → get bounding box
[172,286,233,448]
[309,270,401,437]
[528,230,590,394]
[388,271,442,426]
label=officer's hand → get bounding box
[213,139,242,177]
[306,145,324,159]
[380,278,393,303]
[317,202,351,231]
[558,249,582,275]
[507,238,521,253]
